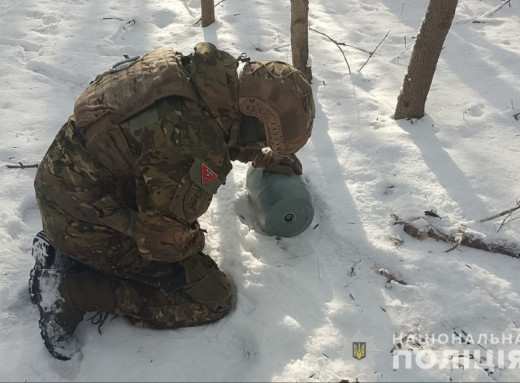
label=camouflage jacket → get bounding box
[35,43,252,266]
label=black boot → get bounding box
[29,231,56,305]
[30,269,85,360]
[29,231,83,304]
[29,231,85,361]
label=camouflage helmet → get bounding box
[238,61,315,155]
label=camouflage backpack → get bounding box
[73,43,240,129]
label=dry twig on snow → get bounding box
[392,213,520,259]
[444,228,465,253]
[309,27,352,74]
[101,17,125,21]
[478,202,520,233]
[458,0,512,24]
[308,27,390,74]
[6,162,38,169]
[473,0,512,23]
[479,202,520,223]
[358,30,390,72]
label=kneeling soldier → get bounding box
[30,42,314,360]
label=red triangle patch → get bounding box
[202,163,218,185]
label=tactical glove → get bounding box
[252,150,302,175]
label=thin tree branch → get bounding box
[496,215,520,233]
[392,214,520,259]
[101,17,125,21]
[445,230,464,253]
[479,202,520,223]
[310,27,370,54]
[359,30,390,72]
[309,27,351,74]
[338,43,371,55]
[473,0,512,23]
[6,162,39,169]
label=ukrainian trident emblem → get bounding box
[352,341,366,360]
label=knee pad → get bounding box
[181,252,234,312]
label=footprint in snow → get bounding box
[152,9,176,29]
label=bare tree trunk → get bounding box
[291,0,312,82]
[394,0,458,120]
[201,0,215,27]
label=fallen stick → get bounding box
[6,162,39,169]
[309,28,370,54]
[444,229,464,253]
[479,202,520,223]
[309,27,352,74]
[101,17,125,22]
[358,30,390,72]
[473,0,512,23]
[392,214,520,259]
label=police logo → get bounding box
[352,341,366,360]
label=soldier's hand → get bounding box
[252,150,302,175]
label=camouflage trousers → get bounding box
[112,251,234,329]
[34,231,234,330]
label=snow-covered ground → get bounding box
[1,0,520,381]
